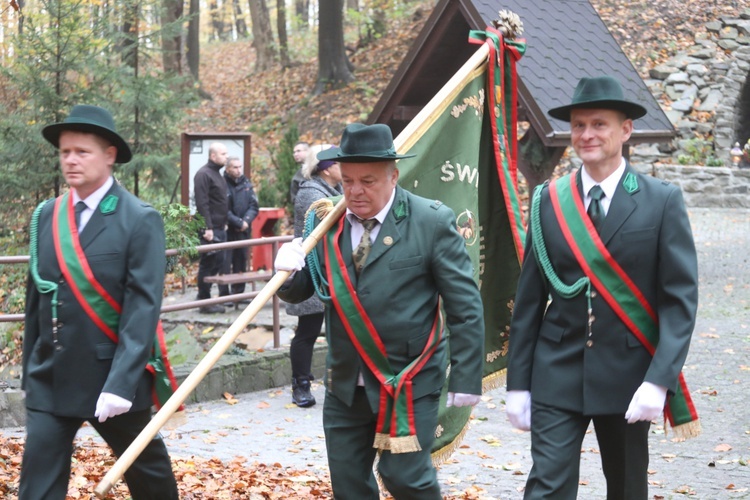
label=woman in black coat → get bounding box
[287,144,342,407]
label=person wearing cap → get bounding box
[285,144,342,408]
[505,76,699,499]
[275,123,484,499]
[20,105,179,499]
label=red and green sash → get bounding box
[49,192,180,410]
[324,216,443,453]
[547,172,700,439]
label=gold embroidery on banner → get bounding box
[450,89,485,119]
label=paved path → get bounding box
[3,208,750,498]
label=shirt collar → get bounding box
[581,158,626,200]
[72,176,114,210]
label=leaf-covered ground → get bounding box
[0,432,335,499]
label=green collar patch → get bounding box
[393,198,408,220]
[100,194,118,214]
[622,172,639,194]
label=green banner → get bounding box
[395,61,523,459]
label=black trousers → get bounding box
[197,228,226,299]
[219,231,249,296]
[525,401,650,500]
[19,408,178,500]
[290,312,324,379]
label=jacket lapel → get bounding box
[341,217,356,279]
[362,187,407,269]
[79,183,120,250]
[598,164,639,246]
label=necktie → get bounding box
[587,185,605,233]
[75,201,87,230]
[353,218,377,276]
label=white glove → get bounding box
[506,390,531,431]
[446,392,481,408]
[95,392,133,423]
[625,381,667,423]
[274,237,306,272]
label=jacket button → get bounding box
[591,291,597,298]
[586,340,593,348]
[57,322,63,329]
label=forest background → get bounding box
[0,0,737,369]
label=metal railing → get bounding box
[0,235,294,348]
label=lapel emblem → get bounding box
[100,195,119,214]
[383,236,394,246]
[622,172,639,194]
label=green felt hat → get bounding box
[42,105,132,163]
[548,75,647,122]
[317,123,415,163]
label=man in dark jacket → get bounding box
[506,76,699,499]
[193,142,229,313]
[219,156,259,300]
[21,104,178,499]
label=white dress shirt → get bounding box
[72,177,114,232]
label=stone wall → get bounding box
[631,10,750,166]
[636,163,750,208]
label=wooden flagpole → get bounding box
[94,42,490,499]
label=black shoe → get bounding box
[292,377,316,408]
[199,304,225,314]
[237,299,251,305]
[222,301,235,308]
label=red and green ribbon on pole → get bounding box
[469,27,527,265]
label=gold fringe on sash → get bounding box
[373,432,391,450]
[668,418,701,441]
[389,435,422,454]
[373,433,422,454]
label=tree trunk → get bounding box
[294,0,308,30]
[16,0,25,34]
[161,0,183,74]
[187,0,200,80]
[314,0,354,95]
[232,0,248,38]
[247,0,276,71]
[277,0,289,67]
[119,0,139,68]
[209,0,225,40]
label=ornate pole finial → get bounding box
[492,10,523,39]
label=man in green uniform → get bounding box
[276,123,485,499]
[21,105,178,499]
[506,76,699,499]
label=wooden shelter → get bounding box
[368,0,675,186]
